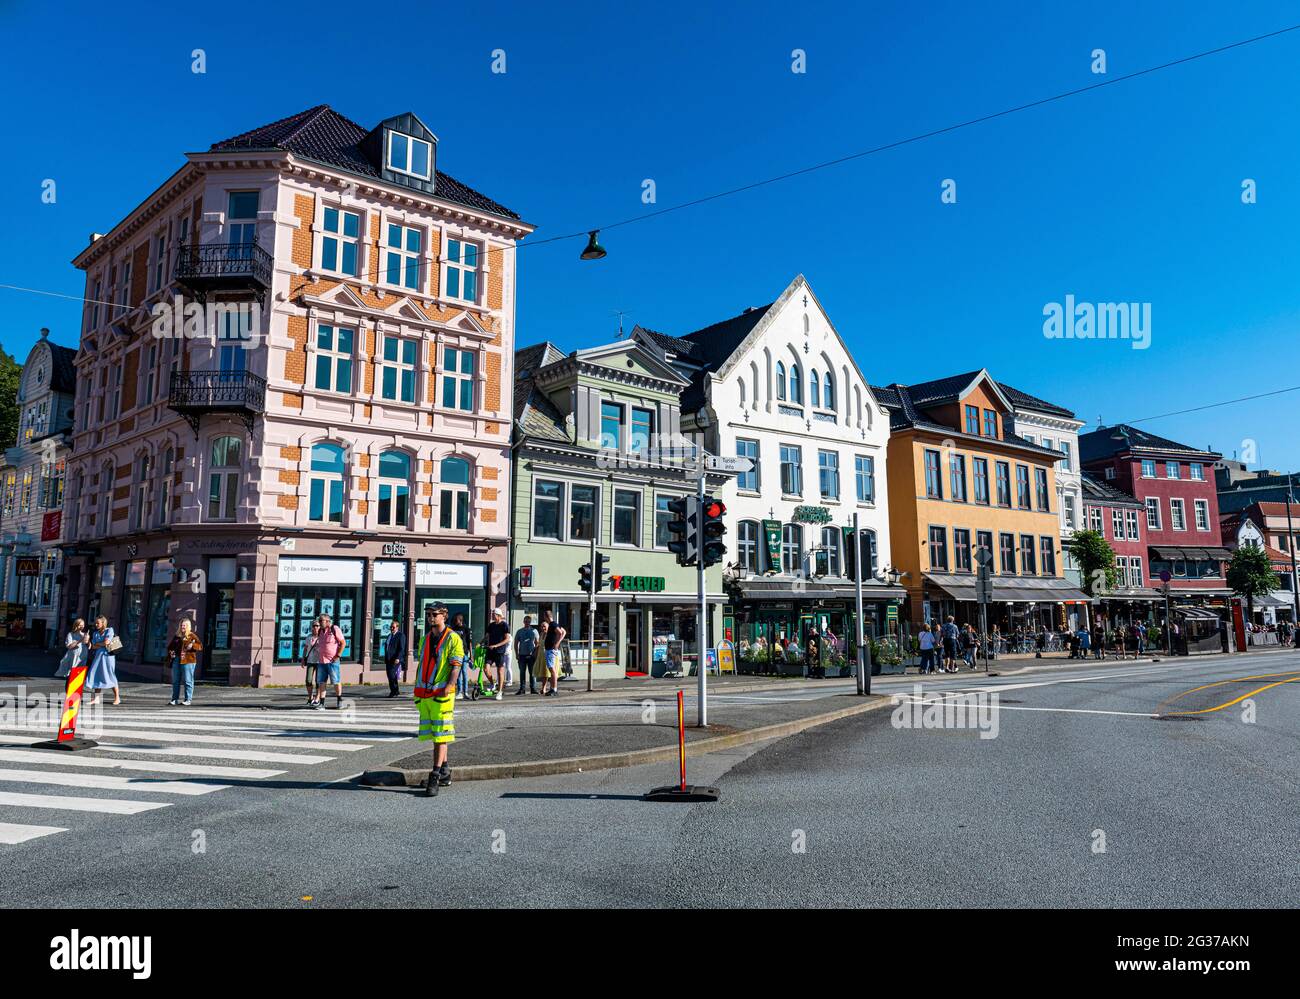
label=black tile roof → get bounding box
[210,105,521,221]
[1078,425,1221,463]
[997,382,1075,418]
[1080,473,1143,507]
[871,378,1061,459]
[513,343,570,443]
[634,327,701,360]
[645,304,773,411]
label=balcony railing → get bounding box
[168,370,265,435]
[174,242,273,298]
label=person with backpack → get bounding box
[313,613,346,710]
[917,624,935,674]
[514,615,540,695]
[941,616,960,672]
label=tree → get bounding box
[1064,529,1119,597]
[0,343,20,451]
[1227,544,1277,622]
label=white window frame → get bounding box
[440,346,476,412]
[818,449,839,501]
[319,205,362,278]
[1141,459,1156,478]
[314,324,357,395]
[206,436,242,522]
[308,444,347,525]
[377,451,413,528]
[443,236,481,304]
[438,457,471,532]
[1170,497,1187,531]
[1125,509,1140,540]
[1112,508,1124,539]
[855,454,875,504]
[386,131,433,180]
[1145,497,1161,530]
[737,519,760,572]
[377,333,418,404]
[736,439,760,492]
[780,444,803,497]
[383,221,424,292]
[1194,498,1210,532]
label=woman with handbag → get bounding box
[167,618,204,706]
[56,618,89,680]
[87,615,121,706]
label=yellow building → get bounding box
[873,370,1089,633]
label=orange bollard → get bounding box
[32,664,99,752]
[644,687,719,802]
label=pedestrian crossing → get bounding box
[0,699,419,846]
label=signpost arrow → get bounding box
[704,455,754,474]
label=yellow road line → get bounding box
[1157,669,1300,711]
[1162,676,1300,716]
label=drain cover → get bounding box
[1154,714,1202,722]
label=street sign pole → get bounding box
[853,512,868,695]
[976,546,993,672]
[588,531,596,692]
[697,454,708,727]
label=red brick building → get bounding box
[1078,425,1231,609]
[1079,473,1162,621]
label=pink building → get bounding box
[65,106,531,685]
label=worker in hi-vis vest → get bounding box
[414,602,465,797]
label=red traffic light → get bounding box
[703,499,726,519]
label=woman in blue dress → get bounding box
[86,615,121,706]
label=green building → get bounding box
[510,339,730,680]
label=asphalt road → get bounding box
[3,650,1297,907]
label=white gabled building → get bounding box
[634,275,903,662]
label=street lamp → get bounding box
[580,230,607,260]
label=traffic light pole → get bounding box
[696,459,708,727]
[853,512,868,696]
[588,531,596,692]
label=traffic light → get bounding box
[666,495,700,567]
[700,496,727,567]
[843,527,877,581]
[578,562,593,593]
[594,551,611,592]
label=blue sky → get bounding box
[2,0,1298,468]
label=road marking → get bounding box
[0,768,228,795]
[1157,670,1300,712]
[0,749,283,779]
[0,722,373,751]
[894,695,1156,719]
[0,821,67,844]
[0,790,171,815]
[84,743,334,765]
[70,714,412,737]
[1162,676,1300,716]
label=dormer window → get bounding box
[387,131,432,180]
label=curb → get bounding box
[359,694,894,786]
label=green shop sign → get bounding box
[792,505,832,524]
[610,575,666,593]
[762,520,783,567]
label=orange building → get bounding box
[873,370,1089,633]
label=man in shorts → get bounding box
[414,603,464,797]
[541,610,566,696]
[484,608,510,702]
[315,614,346,709]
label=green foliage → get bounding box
[1227,545,1278,610]
[0,344,20,451]
[1064,529,1118,595]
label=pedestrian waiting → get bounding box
[167,618,203,706]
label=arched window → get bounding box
[823,370,835,411]
[782,524,803,575]
[810,370,820,408]
[309,443,346,524]
[439,457,471,531]
[207,436,242,521]
[377,450,411,527]
[775,362,786,401]
[818,526,842,577]
[789,362,802,404]
[130,452,153,531]
[737,520,760,574]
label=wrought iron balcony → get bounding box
[174,242,273,300]
[168,370,265,435]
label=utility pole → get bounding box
[696,453,708,727]
[1287,475,1299,634]
[588,531,596,693]
[853,512,868,695]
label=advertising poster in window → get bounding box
[280,598,295,619]
[339,599,353,619]
[278,639,293,660]
[320,599,335,618]
[301,598,315,618]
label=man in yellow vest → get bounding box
[414,603,464,797]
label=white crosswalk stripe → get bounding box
[0,698,417,846]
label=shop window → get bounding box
[207,435,242,521]
[309,443,347,524]
[439,456,470,530]
[378,450,412,527]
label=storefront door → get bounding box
[625,608,643,675]
[204,586,235,677]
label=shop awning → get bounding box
[1097,588,1164,602]
[1174,606,1223,620]
[924,573,1091,604]
[1150,545,1234,561]
[1254,592,1294,608]
[737,578,907,602]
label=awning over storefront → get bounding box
[924,573,1091,604]
[1174,606,1222,620]
[737,578,907,602]
[1097,587,1164,602]
[1254,592,1294,609]
[1150,545,1234,561]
